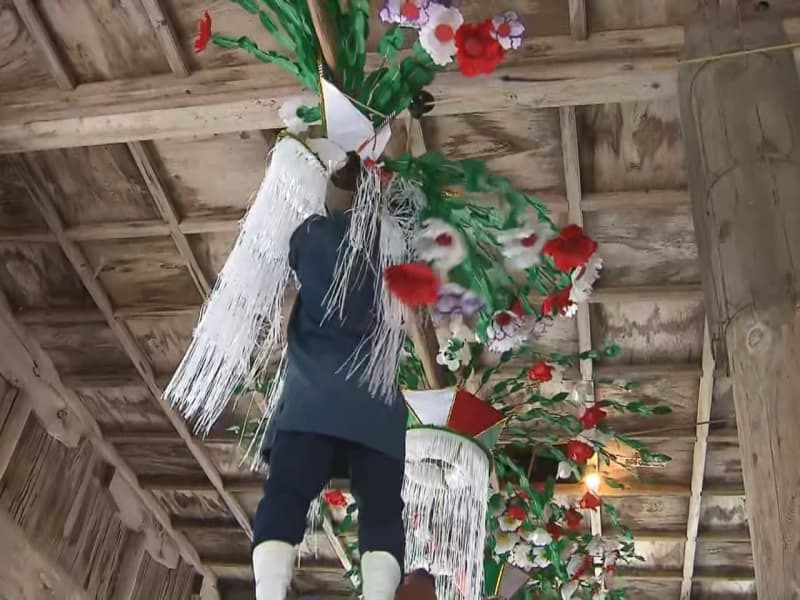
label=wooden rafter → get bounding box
[0,289,214,583]
[0,386,29,481]
[15,155,254,540]
[139,0,190,77]
[10,0,75,90]
[559,105,602,538]
[568,0,588,40]
[679,321,715,598]
[127,141,211,297]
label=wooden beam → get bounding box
[127,141,211,296]
[113,533,148,600]
[0,288,214,583]
[568,0,588,40]
[679,6,800,597]
[680,321,715,599]
[0,386,30,481]
[0,188,691,244]
[10,0,75,90]
[0,503,92,600]
[15,156,253,540]
[139,0,190,77]
[616,568,755,582]
[0,54,677,152]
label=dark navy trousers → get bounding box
[253,431,406,568]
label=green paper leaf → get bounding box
[377,25,405,62]
[653,404,673,415]
[603,340,623,358]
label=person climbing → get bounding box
[251,162,409,600]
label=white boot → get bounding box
[253,541,296,600]
[361,551,402,600]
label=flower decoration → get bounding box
[521,527,552,547]
[322,489,348,508]
[570,255,604,304]
[511,543,535,570]
[506,505,527,522]
[486,310,525,353]
[194,11,212,53]
[415,218,468,273]
[566,439,595,464]
[491,11,525,50]
[579,491,602,510]
[434,283,485,319]
[494,531,517,554]
[437,338,471,372]
[546,521,563,540]
[580,404,608,430]
[543,225,598,272]
[278,94,318,134]
[419,4,464,66]
[455,20,506,76]
[564,507,582,530]
[542,286,576,318]
[380,0,431,28]
[384,262,440,307]
[496,221,553,270]
[528,361,554,382]
[557,460,573,480]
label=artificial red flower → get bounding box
[541,286,574,317]
[510,298,525,317]
[384,262,440,307]
[532,482,545,491]
[514,488,531,501]
[322,489,348,508]
[546,521,563,540]
[454,20,506,77]
[572,555,593,580]
[579,491,602,510]
[543,225,598,272]
[566,439,595,464]
[506,505,527,522]
[528,361,554,382]
[194,11,212,53]
[564,507,583,529]
[580,404,608,430]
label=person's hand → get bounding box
[395,569,436,600]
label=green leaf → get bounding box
[232,0,258,14]
[604,476,624,489]
[493,381,508,394]
[377,25,405,62]
[578,349,599,361]
[626,401,651,415]
[603,340,623,358]
[653,404,673,415]
[624,379,642,391]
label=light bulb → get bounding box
[584,471,601,493]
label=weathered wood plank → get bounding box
[568,0,588,39]
[0,0,57,93]
[10,0,74,90]
[0,385,29,481]
[679,6,800,596]
[139,0,189,77]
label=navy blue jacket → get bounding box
[263,213,407,462]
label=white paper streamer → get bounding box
[164,137,329,433]
[403,428,490,600]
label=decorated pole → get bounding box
[679,3,800,596]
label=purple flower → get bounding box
[434,283,485,318]
[380,0,431,28]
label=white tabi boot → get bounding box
[253,540,296,600]
[361,551,402,600]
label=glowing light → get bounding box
[584,471,601,494]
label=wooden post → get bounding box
[678,3,800,596]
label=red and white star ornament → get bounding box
[570,255,604,305]
[486,310,526,352]
[496,221,553,270]
[418,3,464,66]
[415,218,468,273]
[491,10,526,50]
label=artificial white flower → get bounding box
[580,428,612,446]
[416,218,467,273]
[557,460,574,481]
[380,0,431,28]
[510,543,535,570]
[436,338,471,372]
[522,527,552,547]
[533,546,551,569]
[494,531,518,554]
[570,256,604,304]
[560,580,580,600]
[498,515,523,532]
[419,4,463,65]
[497,221,553,270]
[278,94,318,133]
[491,11,526,50]
[486,310,526,353]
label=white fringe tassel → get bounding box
[327,170,425,400]
[403,428,490,600]
[164,137,329,433]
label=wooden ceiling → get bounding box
[3,0,798,598]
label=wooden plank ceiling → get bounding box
[3,0,795,598]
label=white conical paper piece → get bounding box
[404,388,456,426]
[321,78,392,161]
